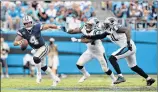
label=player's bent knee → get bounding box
[100,63,109,72]
[128,63,137,68]
[33,57,41,64]
[76,64,83,70]
[41,65,47,71]
[109,55,117,62]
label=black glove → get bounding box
[81,35,91,39]
[127,41,132,51]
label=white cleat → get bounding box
[36,74,42,84]
[111,79,117,86]
[52,76,60,87]
[6,74,9,78]
[111,81,115,86]
[54,76,61,82]
[52,81,58,87]
[78,73,90,83]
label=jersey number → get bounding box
[30,36,39,45]
[111,34,118,41]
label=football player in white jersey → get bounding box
[82,17,155,86]
[66,17,117,85]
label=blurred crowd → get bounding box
[1,0,96,31]
[1,0,157,31]
[101,0,158,30]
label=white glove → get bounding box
[57,26,61,29]
[31,49,36,54]
[71,37,81,42]
[71,37,78,42]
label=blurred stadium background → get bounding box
[1,0,157,92]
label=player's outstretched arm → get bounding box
[14,35,23,46]
[83,32,110,40]
[41,24,60,30]
[71,37,92,43]
[67,28,82,34]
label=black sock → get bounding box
[76,64,83,70]
[41,66,47,72]
[105,69,112,75]
[131,65,148,79]
[109,55,121,74]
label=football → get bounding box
[20,39,28,50]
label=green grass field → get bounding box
[1,75,157,92]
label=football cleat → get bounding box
[147,78,155,86]
[36,73,42,84]
[52,76,60,87]
[78,73,90,83]
[113,76,126,84]
[6,74,9,78]
[111,78,117,86]
[52,80,60,87]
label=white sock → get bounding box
[118,74,123,77]
[35,63,41,75]
[146,77,151,80]
[45,67,56,80]
[80,67,88,76]
[109,72,116,81]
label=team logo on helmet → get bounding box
[22,15,33,30]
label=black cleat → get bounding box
[147,78,155,86]
[114,76,126,84]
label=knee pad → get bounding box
[76,64,83,70]
[41,65,47,71]
[109,55,117,63]
[33,57,41,64]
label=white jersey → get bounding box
[81,25,105,53]
[107,31,128,48]
[102,23,130,47]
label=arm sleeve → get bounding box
[85,32,110,40]
[35,23,43,31]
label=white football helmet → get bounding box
[85,17,99,32]
[104,17,118,25]
[22,15,33,30]
[102,17,118,30]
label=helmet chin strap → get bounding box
[26,27,32,30]
[86,29,92,33]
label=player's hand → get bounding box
[127,41,132,51]
[71,37,78,42]
[14,40,22,46]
